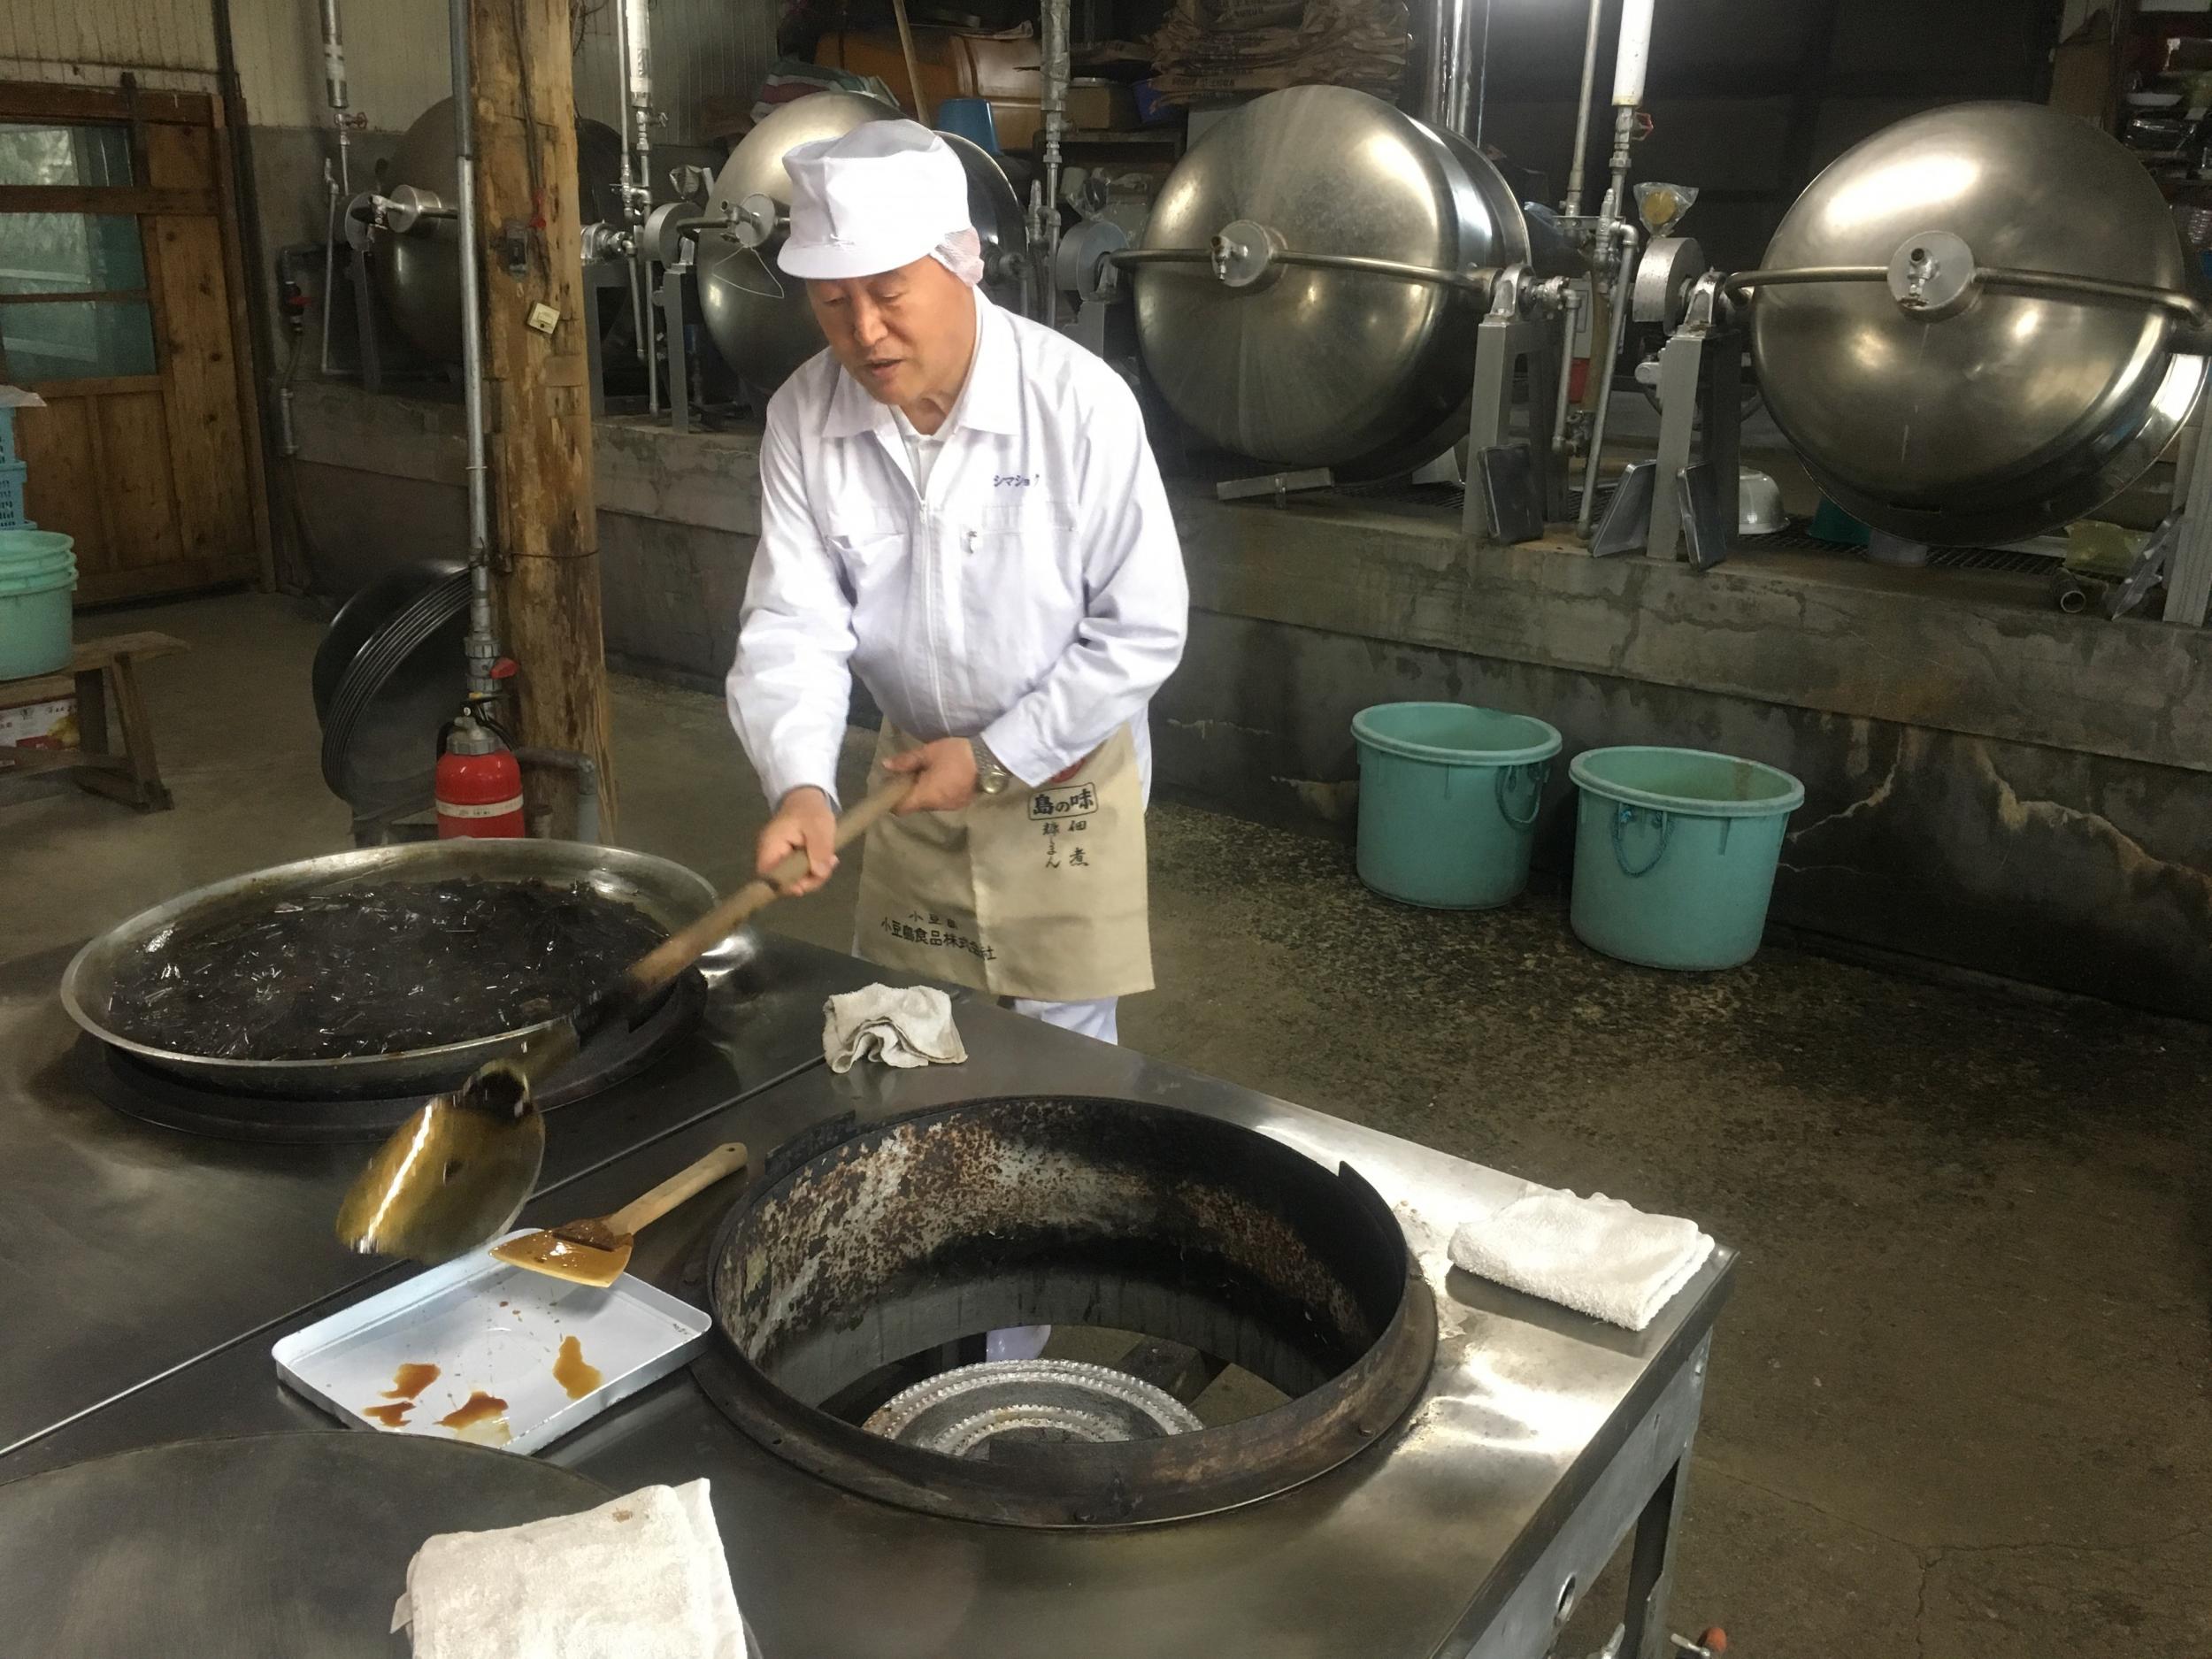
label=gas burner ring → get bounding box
[865,1359,1204,1455]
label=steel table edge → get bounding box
[1432,1248,1738,1654]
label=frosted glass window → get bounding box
[0,122,134,188]
[2,297,158,380]
[0,213,149,296]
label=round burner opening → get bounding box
[697,1096,1437,1527]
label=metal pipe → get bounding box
[1111,245,1496,295]
[1561,0,1603,213]
[449,0,498,697]
[1722,265,1884,296]
[1040,0,1071,321]
[512,747,601,843]
[1551,281,1581,456]
[1720,263,2208,329]
[318,0,352,376]
[1978,265,2209,327]
[319,0,351,191]
[1578,221,1640,538]
[1417,0,1480,136]
[616,0,657,414]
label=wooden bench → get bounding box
[0,631,189,812]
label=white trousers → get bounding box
[1004,995,1118,1044]
[983,995,1116,1365]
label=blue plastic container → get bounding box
[936,99,1001,154]
[0,530,77,679]
[1569,746,1805,970]
[0,461,28,530]
[1353,702,1563,909]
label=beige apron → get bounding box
[855,721,1152,1002]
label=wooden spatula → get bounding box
[335,775,912,1264]
[492,1141,749,1287]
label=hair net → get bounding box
[932,227,985,288]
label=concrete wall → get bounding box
[283,380,2212,1019]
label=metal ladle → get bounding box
[335,776,912,1263]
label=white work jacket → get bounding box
[726,290,1188,805]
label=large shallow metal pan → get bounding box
[62,841,718,1097]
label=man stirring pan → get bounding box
[726,120,1188,1046]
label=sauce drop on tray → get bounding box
[362,1402,412,1429]
[385,1362,441,1400]
[437,1392,513,1447]
[553,1334,603,1400]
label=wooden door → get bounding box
[0,82,267,604]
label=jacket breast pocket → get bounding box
[821,509,907,597]
[953,497,1083,619]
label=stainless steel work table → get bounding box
[0,931,887,1460]
[1,992,1733,1659]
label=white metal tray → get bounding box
[274,1231,711,1455]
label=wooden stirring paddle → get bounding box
[493,1141,749,1288]
[335,775,912,1265]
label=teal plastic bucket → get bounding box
[1353,702,1563,909]
[1569,746,1805,969]
[0,530,77,679]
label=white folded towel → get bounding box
[1448,1185,1715,1333]
[395,1479,743,1659]
[823,984,967,1073]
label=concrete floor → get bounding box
[7,590,2209,1656]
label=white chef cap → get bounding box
[780,119,978,282]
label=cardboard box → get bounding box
[0,694,77,769]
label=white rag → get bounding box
[822,984,967,1073]
[394,1479,743,1659]
[1447,1185,1716,1333]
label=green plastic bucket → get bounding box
[1570,746,1805,969]
[1353,702,1563,909]
[0,530,77,679]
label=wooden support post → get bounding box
[469,0,618,837]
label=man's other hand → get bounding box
[884,737,980,813]
[758,786,838,894]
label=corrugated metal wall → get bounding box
[573,0,781,147]
[1,0,778,143]
[0,2,221,92]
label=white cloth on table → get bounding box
[823,983,967,1072]
[1447,1184,1715,1333]
[394,1479,742,1659]
[726,287,1188,808]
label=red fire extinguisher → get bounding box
[435,712,526,839]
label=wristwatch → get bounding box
[969,737,1011,795]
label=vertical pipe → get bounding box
[319,0,352,193]
[1417,0,1473,135]
[1612,0,1656,108]
[1562,0,1603,213]
[1578,221,1640,537]
[319,0,351,375]
[1040,0,1071,319]
[1550,283,1580,456]
[616,0,657,413]
[449,0,498,695]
